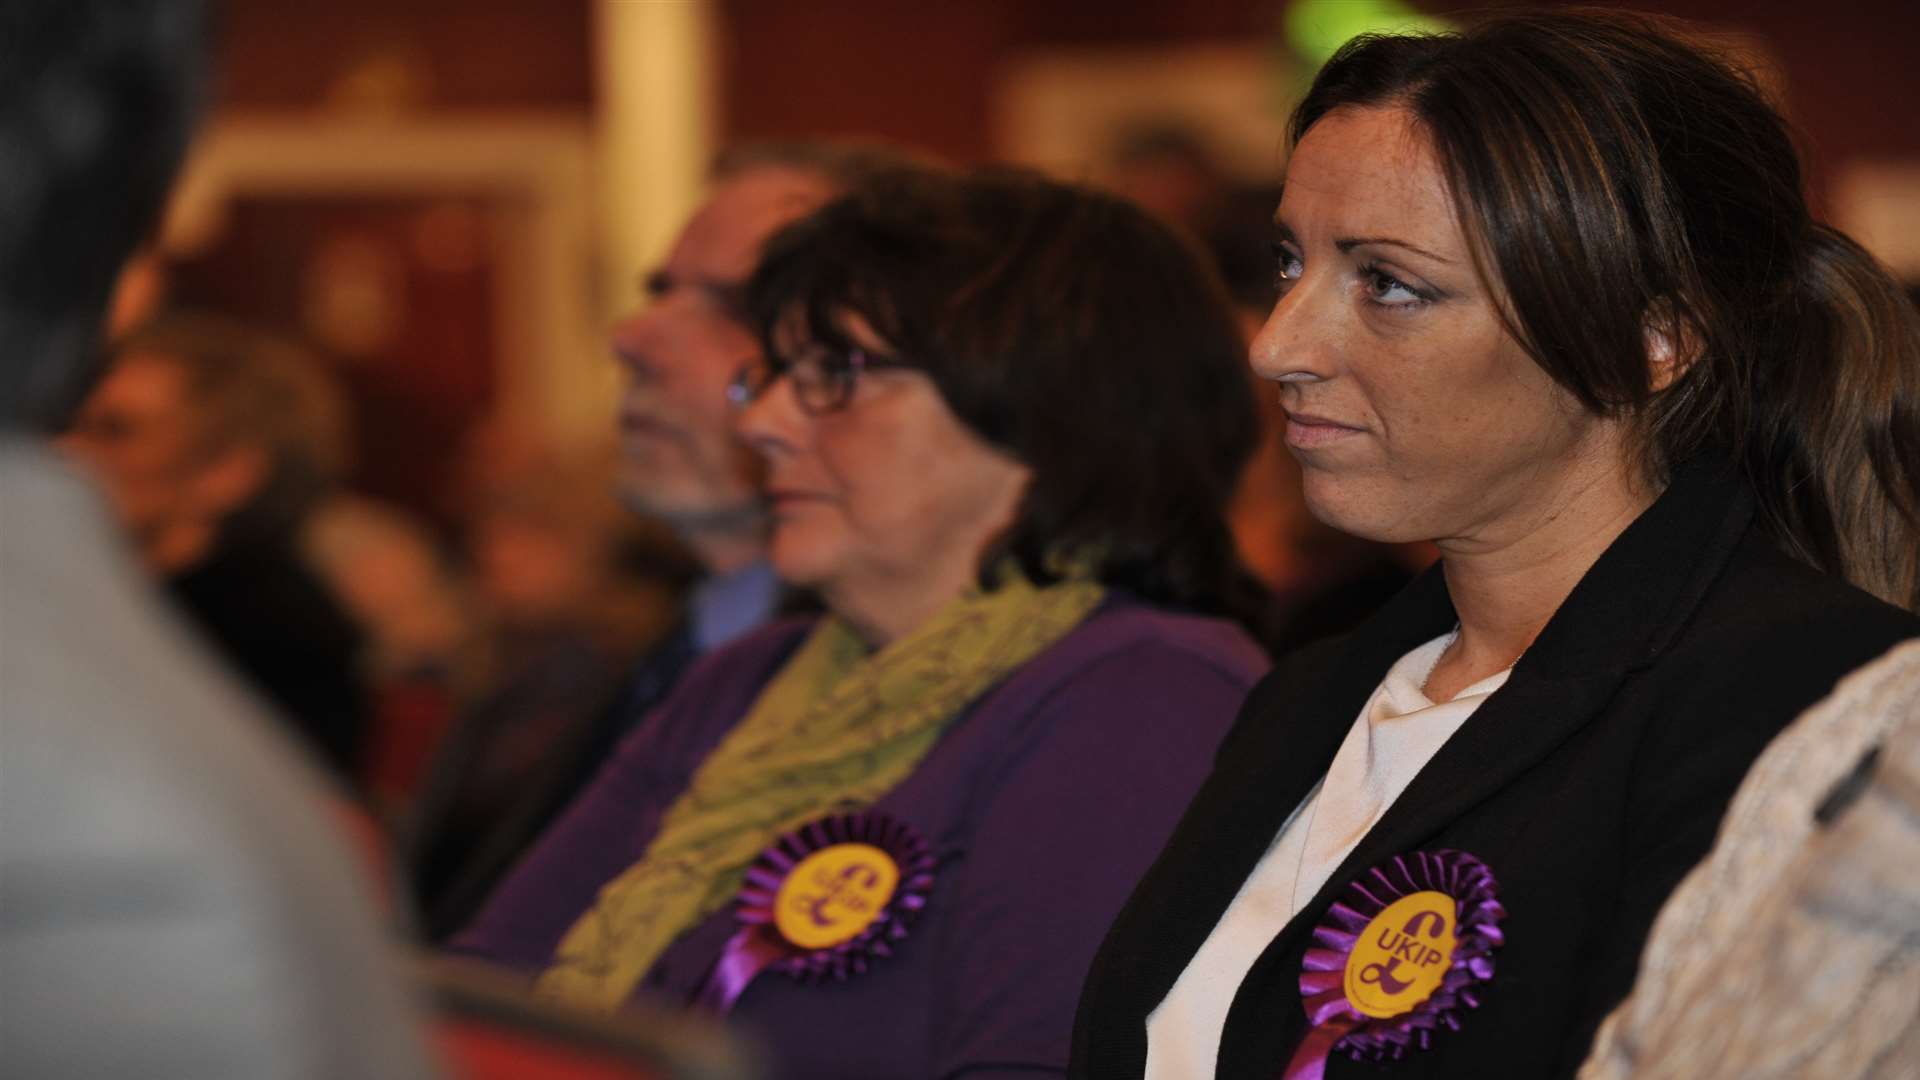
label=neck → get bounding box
[675,513,768,578]
[144,519,217,576]
[1426,460,1657,701]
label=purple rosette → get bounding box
[692,811,935,1014]
[1282,849,1505,1079]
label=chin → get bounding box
[768,529,842,592]
[1300,473,1425,545]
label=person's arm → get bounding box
[926,642,1259,1080]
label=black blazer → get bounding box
[1071,461,1918,1078]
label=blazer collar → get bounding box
[1208,458,1759,1058]
[1081,460,1758,1075]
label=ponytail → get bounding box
[1747,226,1920,609]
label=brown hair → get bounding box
[1294,9,1920,608]
[747,166,1268,629]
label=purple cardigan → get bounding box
[454,598,1266,1079]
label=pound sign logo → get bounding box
[774,843,901,950]
[1342,891,1458,1019]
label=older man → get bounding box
[418,143,911,938]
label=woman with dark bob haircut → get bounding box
[1074,10,1920,1079]
[456,164,1271,1076]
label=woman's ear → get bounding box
[1644,301,1701,393]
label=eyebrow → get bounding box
[1271,218,1458,266]
[641,268,750,314]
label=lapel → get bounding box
[1077,567,1458,1076]
[1212,458,1759,1062]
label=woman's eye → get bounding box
[1273,244,1305,289]
[1362,264,1430,307]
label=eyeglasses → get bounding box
[726,347,904,415]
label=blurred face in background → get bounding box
[610,167,836,532]
[59,351,225,553]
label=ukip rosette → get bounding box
[693,811,935,1013]
[1282,849,1505,1079]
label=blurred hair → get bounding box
[0,0,208,431]
[747,166,1267,627]
[115,313,350,533]
[1293,9,1920,609]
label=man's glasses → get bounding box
[727,347,904,415]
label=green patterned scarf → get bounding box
[535,570,1106,1010]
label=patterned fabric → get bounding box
[535,571,1105,1010]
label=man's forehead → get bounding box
[674,167,838,279]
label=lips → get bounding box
[1283,409,1363,449]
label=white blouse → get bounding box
[1144,632,1512,1079]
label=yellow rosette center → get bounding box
[1342,890,1458,1019]
[772,843,900,950]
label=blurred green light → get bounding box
[1285,0,1453,67]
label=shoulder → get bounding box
[1620,535,1917,797]
[1670,533,1918,689]
[668,615,815,696]
[955,599,1268,769]
[602,616,815,768]
[990,598,1269,708]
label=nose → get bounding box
[1249,276,1337,386]
[609,307,661,383]
[734,372,809,464]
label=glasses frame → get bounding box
[727,347,902,416]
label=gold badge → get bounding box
[772,842,900,950]
[1342,890,1457,1019]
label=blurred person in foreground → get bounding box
[409,143,907,941]
[1072,11,1920,1078]
[0,1,433,1075]
[455,166,1271,1077]
[60,313,370,781]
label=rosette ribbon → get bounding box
[1281,849,1505,1079]
[691,811,935,1014]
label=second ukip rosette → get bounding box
[1282,848,1506,1078]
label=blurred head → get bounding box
[60,315,348,570]
[0,1,207,432]
[609,143,919,563]
[736,167,1261,643]
[1259,11,1920,601]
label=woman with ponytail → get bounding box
[1073,11,1920,1078]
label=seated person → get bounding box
[454,165,1273,1077]
[1071,11,1920,1079]
[59,314,369,779]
